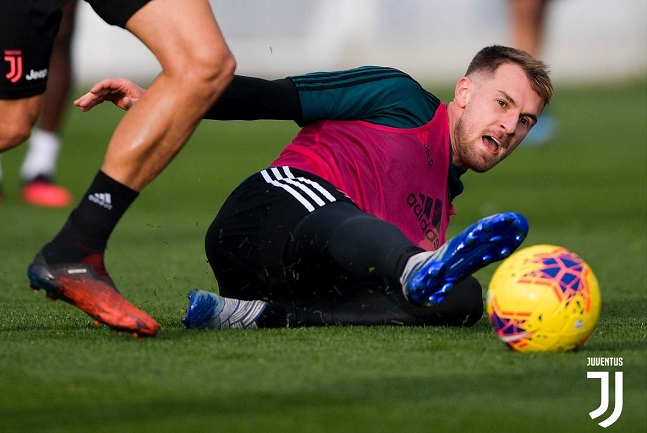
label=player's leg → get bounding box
[20,0,78,207]
[186,183,482,329]
[184,201,393,330]
[28,0,235,336]
[400,213,528,307]
[261,276,484,327]
[0,1,63,151]
[187,205,526,329]
[259,202,491,327]
[286,200,423,286]
[509,0,549,59]
[271,206,527,321]
[0,96,42,202]
[508,0,557,145]
[185,169,355,330]
[183,276,484,330]
[0,96,43,152]
[102,0,235,189]
[29,0,235,336]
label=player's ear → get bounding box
[454,76,472,109]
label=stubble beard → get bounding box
[453,116,497,173]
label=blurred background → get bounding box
[74,0,646,84]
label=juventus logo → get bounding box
[4,50,23,83]
[587,371,623,428]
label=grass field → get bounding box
[0,79,645,433]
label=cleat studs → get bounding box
[93,320,101,327]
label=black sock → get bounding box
[256,301,289,328]
[41,170,139,264]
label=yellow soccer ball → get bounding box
[486,244,601,352]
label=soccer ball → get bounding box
[486,244,601,352]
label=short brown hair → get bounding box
[466,45,553,106]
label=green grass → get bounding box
[0,79,645,433]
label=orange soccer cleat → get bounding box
[22,178,73,208]
[27,253,159,337]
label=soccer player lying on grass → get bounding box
[77,45,552,329]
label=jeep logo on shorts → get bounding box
[25,68,48,81]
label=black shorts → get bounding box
[0,0,149,99]
[205,167,356,300]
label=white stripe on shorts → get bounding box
[261,167,337,212]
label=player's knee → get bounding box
[204,213,243,278]
[0,122,32,151]
[176,47,236,102]
[0,96,41,151]
[200,49,236,96]
[204,219,225,270]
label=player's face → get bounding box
[451,63,544,172]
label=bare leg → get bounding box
[38,0,77,134]
[29,0,235,336]
[0,96,42,151]
[509,0,556,145]
[20,0,77,207]
[102,0,235,190]
[0,95,42,202]
[509,0,549,58]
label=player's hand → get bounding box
[74,78,145,112]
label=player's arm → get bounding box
[206,68,436,126]
[75,75,303,122]
[202,75,302,121]
[291,66,439,128]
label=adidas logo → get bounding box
[89,192,113,210]
[407,192,442,249]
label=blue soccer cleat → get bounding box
[182,290,267,330]
[400,212,529,307]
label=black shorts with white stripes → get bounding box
[205,167,357,299]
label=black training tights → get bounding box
[285,201,424,285]
[258,202,484,328]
